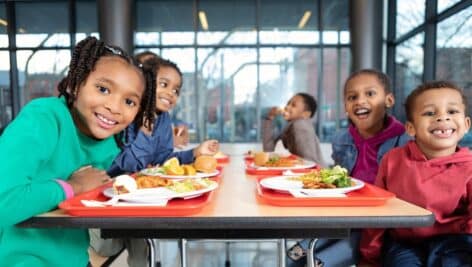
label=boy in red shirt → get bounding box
[360,81,472,266]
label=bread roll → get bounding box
[254,152,269,166]
[194,155,217,173]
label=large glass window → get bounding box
[0,3,7,48]
[16,50,70,106]
[438,0,462,12]
[0,51,10,129]
[436,6,472,94]
[16,2,70,47]
[198,0,256,45]
[199,48,257,142]
[260,0,317,45]
[395,33,424,121]
[396,0,425,38]
[76,0,98,42]
[136,0,194,46]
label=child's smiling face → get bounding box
[406,87,471,158]
[72,56,144,139]
[344,73,394,138]
[155,66,182,112]
[282,95,311,121]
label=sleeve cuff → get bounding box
[55,179,75,199]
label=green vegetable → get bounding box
[319,165,351,188]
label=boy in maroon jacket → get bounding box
[360,81,472,266]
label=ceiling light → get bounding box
[198,11,208,30]
[298,11,312,29]
[0,18,7,26]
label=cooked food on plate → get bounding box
[193,155,217,173]
[141,156,216,176]
[135,175,173,189]
[113,174,138,194]
[253,152,299,167]
[112,175,214,195]
[290,165,352,189]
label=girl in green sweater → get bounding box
[0,36,156,267]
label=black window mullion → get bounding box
[423,0,437,81]
[6,1,19,117]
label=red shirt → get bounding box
[360,140,472,266]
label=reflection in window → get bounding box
[0,51,11,128]
[396,0,424,38]
[436,7,472,95]
[199,48,257,142]
[16,50,70,105]
[321,48,351,141]
[395,33,424,121]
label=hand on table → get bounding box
[67,166,111,195]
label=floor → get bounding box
[90,239,289,267]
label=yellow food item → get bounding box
[182,164,197,176]
[254,152,269,166]
[163,157,180,169]
[194,155,217,173]
[165,165,185,175]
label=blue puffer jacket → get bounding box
[331,129,411,173]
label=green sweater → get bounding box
[0,97,120,267]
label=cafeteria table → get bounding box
[19,143,435,267]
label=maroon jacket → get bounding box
[360,140,472,265]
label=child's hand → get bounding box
[194,140,219,157]
[67,166,111,195]
[267,106,283,120]
[173,125,189,149]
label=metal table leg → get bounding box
[180,238,188,267]
[277,238,286,267]
[225,241,231,267]
[306,238,318,267]
[145,238,156,267]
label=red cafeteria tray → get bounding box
[59,177,220,217]
[256,179,395,207]
[215,155,230,164]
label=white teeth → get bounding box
[97,114,117,125]
[355,108,369,115]
[432,129,454,135]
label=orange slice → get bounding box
[182,165,197,176]
[165,165,185,175]
[163,157,180,169]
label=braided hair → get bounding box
[57,36,156,146]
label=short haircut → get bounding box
[343,69,392,94]
[404,80,468,122]
[296,92,317,118]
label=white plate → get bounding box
[259,176,364,195]
[140,168,220,179]
[250,160,317,170]
[103,181,218,203]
